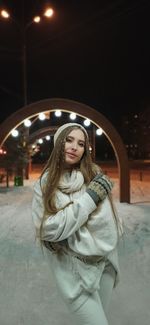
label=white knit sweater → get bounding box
[32,170,120,310]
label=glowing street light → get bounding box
[11,129,19,137]
[84,118,91,127]
[55,110,62,117]
[70,113,76,120]
[45,135,51,141]
[33,16,41,23]
[44,8,54,18]
[1,10,10,19]
[96,128,103,136]
[0,148,7,155]
[24,119,31,127]
[38,112,46,121]
[0,6,55,106]
[38,138,43,144]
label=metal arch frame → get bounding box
[0,98,130,202]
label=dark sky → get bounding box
[0,0,150,129]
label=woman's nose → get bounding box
[71,142,77,150]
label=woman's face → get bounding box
[64,128,85,166]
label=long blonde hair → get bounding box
[39,125,123,249]
[40,125,99,215]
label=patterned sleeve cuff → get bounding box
[86,181,107,205]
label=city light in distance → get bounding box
[0,148,7,155]
[89,146,92,152]
[31,144,40,154]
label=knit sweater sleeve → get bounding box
[32,179,97,242]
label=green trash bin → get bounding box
[14,176,23,186]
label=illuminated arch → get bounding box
[0,98,130,202]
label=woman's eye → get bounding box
[66,137,72,143]
[79,142,84,147]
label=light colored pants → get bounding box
[71,262,116,325]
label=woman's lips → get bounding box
[66,152,77,158]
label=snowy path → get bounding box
[0,180,150,325]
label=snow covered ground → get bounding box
[0,177,150,325]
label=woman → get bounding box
[32,122,122,325]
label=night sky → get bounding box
[0,0,150,129]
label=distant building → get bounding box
[120,107,150,159]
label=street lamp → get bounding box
[44,8,54,18]
[0,6,54,106]
[1,5,54,180]
[33,16,41,23]
[1,10,10,19]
